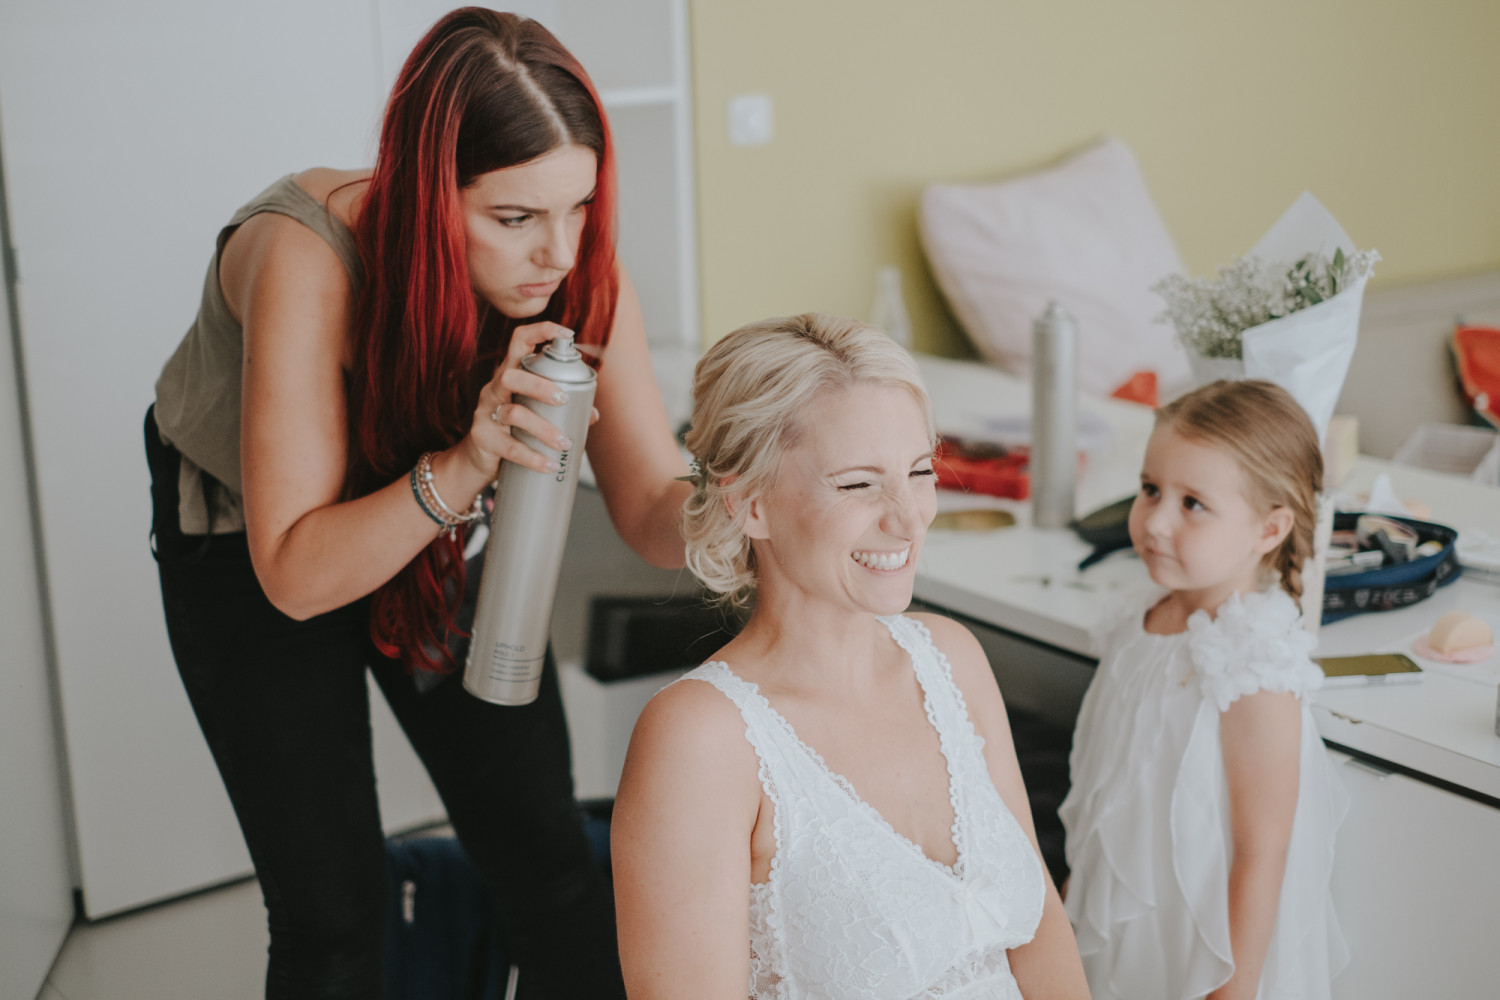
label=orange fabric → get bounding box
[1453,326,1500,428]
[1110,370,1159,408]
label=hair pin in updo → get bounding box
[675,457,706,495]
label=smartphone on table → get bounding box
[1315,653,1424,687]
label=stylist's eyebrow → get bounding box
[490,188,598,214]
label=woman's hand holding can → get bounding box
[462,321,576,478]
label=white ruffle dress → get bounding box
[678,615,1046,999]
[1059,588,1348,1000]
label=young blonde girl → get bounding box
[1059,379,1348,1000]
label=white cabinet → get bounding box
[0,0,695,918]
[1328,749,1500,999]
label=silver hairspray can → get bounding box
[463,333,596,705]
[1031,301,1077,529]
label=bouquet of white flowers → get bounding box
[1156,248,1380,362]
[1153,193,1379,634]
[1152,192,1378,440]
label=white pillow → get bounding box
[919,137,1190,398]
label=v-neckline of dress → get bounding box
[709,640,967,881]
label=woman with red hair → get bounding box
[145,8,687,997]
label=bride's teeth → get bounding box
[852,548,909,571]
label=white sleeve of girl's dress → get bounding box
[1186,589,1325,713]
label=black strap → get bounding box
[143,404,213,563]
[1322,547,1463,622]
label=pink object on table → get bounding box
[1411,638,1495,664]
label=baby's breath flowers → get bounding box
[1154,248,1380,359]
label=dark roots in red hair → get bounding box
[348,7,619,672]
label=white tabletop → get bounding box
[911,354,1500,798]
[1310,460,1500,798]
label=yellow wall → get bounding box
[688,0,1500,356]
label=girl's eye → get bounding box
[911,468,936,481]
[1140,482,1159,499]
[837,481,872,492]
[1183,495,1206,512]
[498,214,532,228]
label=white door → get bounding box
[0,179,75,1000]
[0,0,446,918]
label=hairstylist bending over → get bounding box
[146,9,687,998]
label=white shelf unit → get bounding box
[547,0,699,350]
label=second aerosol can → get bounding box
[463,331,596,705]
[1031,301,1077,529]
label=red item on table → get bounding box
[934,437,1030,500]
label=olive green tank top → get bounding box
[154,175,363,534]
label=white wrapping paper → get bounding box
[1186,192,1367,440]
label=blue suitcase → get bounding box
[384,813,611,1000]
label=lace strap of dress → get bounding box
[667,663,794,996]
[881,616,984,752]
[673,660,754,706]
[881,615,988,857]
[669,663,800,794]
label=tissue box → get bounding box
[1392,423,1500,485]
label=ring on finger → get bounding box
[489,407,502,424]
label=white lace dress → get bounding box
[677,615,1046,999]
[1059,588,1349,1000]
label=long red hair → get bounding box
[347,8,619,672]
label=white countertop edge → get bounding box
[1313,705,1500,802]
[918,570,1500,802]
[914,576,1095,656]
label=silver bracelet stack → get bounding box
[409,451,485,539]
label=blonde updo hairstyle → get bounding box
[681,313,935,607]
[1156,379,1324,600]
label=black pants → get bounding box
[145,408,624,1000]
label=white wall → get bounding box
[0,151,75,1000]
[1336,272,1500,458]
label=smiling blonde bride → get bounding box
[611,314,1088,1000]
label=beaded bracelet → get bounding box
[410,451,485,539]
